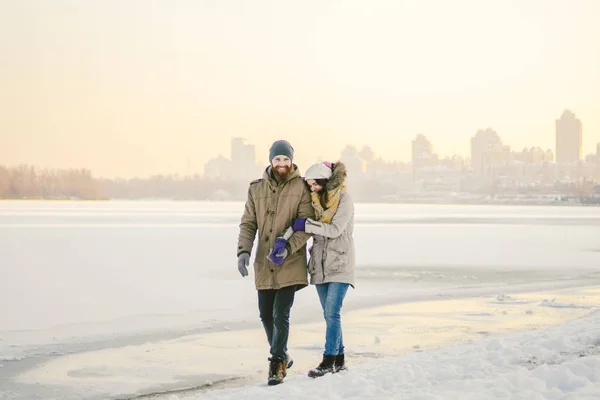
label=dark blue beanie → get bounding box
[269,140,294,162]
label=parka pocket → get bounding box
[325,241,348,272]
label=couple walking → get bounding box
[236,139,355,385]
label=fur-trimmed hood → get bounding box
[326,161,347,191]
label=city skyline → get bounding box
[2,106,598,180]
[1,1,600,178]
[161,109,600,179]
[206,109,597,181]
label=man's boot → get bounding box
[285,351,294,369]
[267,357,287,386]
[307,355,336,378]
[334,353,346,372]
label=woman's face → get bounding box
[306,179,323,193]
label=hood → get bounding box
[326,161,347,191]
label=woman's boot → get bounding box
[308,355,336,378]
[334,354,346,372]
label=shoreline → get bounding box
[2,270,598,369]
[5,285,599,400]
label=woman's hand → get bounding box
[291,218,307,232]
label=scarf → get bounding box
[311,185,346,224]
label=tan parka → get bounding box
[237,165,314,290]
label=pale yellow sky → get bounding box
[1,0,599,178]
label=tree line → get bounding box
[0,165,106,200]
[0,165,249,200]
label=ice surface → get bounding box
[1,201,599,399]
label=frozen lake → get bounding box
[0,201,599,399]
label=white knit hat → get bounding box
[304,162,332,180]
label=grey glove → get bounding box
[237,253,250,277]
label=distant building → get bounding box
[441,155,465,170]
[412,134,437,173]
[512,147,553,164]
[471,129,510,173]
[340,145,359,161]
[231,137,257,180]
[204,138,262,181]
[358,146,375,163]
[555,110,582,163]
[204,155,233,179]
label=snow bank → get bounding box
[192,311,600,400]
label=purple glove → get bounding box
[268,237,288,265]
[292,218,307,232]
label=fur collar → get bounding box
[326,162,347,191]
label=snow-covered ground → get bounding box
[193,307,600,400]
[0,201,599,399]
[7,286,598,400]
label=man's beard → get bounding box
[273,165,292,180]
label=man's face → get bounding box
[271,155,292,179]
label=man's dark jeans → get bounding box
[258,285,296,361]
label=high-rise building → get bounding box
[231,138,255,166]
[555,110,582,163]
[359,146,375,163]
[597,142,600,157]
[470,128,509,172]
[412,134,435,172]
[231,138,256,179]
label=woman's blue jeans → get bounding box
[315,282,350,356]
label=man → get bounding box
[237,139,314,386]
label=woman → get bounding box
[290,161,355,378]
